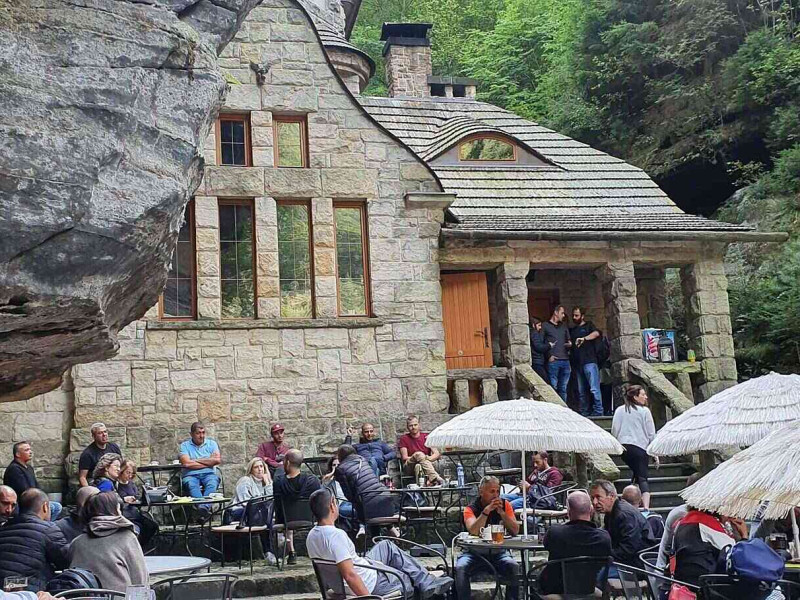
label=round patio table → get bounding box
[455,535,545,600]
[145,556,211,576]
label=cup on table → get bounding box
[172,459,180,465]
[4,576,28,592]
[150,461,159,466]
[480,526,492,541]
[491,524,505,544]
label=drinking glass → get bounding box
[4,577,28,593]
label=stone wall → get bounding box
[68,0,451,485]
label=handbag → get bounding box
[727,538,785,583]
[668,583,697,600]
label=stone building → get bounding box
[0,0,781,492]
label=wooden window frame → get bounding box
[457,134,517,163]
[272,115,309,168]
[159,200,197,321]
[333,201,372,318]
[276,199,316,319]
[218,198,258,319]
[216,113,252,167]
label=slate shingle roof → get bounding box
[359,96,750,234]
[316,20,375,76]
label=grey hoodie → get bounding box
[69,516,147,592]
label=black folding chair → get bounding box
[613,563,698,600]
[372,535,450,578]
[211,495,273,573]
[150,573,238,600]
[273,495,315,570]
[53,590,126,600]
[700,574,800,600]
[312,557,411,599]
[528,555,611,600]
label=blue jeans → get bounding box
[576,362,603,415]
[49,501,62,521]
[548,359,571,403]
[456,551,519,600]
[183,471,219,511]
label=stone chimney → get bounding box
[381,23,433,98]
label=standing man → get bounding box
[569,307,603,417]
[530,318,550,381]
[256,423,291,476]
[77,423,122,488]
[178,422,221,521]
[455,476,520,600]
[0,486,17,526]
[542,305,572,403]
[397,415,443,487]
[3,442,61,521]
[344,423,396,477]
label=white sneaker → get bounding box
[265,552,277,566]
[356,525,366,539]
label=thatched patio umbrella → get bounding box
[680,419,800,558]
[426,398,623,537]
[647,372,800,457]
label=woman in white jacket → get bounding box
[612,384,658,509]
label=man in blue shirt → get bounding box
[179,422,221,519]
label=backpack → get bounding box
[595,333,611,365]
[643,510,665,540]
[726,538,785,583]
[527,482,557,511]
[46,568,101,593]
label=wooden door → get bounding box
[441,272,493,369]
[528,289,560,322]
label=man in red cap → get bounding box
[257,423,292,475]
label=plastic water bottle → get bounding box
[456,464,465,487]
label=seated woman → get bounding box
[224,457,276,565]
[56,486,100,543]
[92,453,123,492]
[116,459,159,550]
[69,492,147,592]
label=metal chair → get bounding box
[699,574,800,600]
[450,532,518,600]
[312,557,411,600]
[272,495,315,570]
[53,590,126,600]
[614,563,698,600]
[528,555,612,600]
[372,535,450,578]
[150,573,238,600]
[211,495,273,574]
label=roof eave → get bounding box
[440,228,789,243]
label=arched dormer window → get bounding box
[458,135,516,162]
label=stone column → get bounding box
[495,262,531,369]
[312,198,337,318]
[597,261,643,363]
[636,267,672,329]
[194,196,221,319]
[255,196,279,318]
[681,259,737,401]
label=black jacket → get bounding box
[530,328,550,367]
[0,514,70,591]
[3,460,37,497]
[272,471,321,523]
[55,514,85,543]
[540,519,612,594]
[603,499,656,566]
[334,455,396,522]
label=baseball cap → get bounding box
[271,423,285,434]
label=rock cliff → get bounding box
[0,0,260,401]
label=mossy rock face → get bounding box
[0,0,260,401]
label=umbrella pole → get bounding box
[791,507,800,560]
[521,449,528,538]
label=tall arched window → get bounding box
[458,136,516,162]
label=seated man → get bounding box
[397,414,443,486]
[334,445,399,539]
[77,423,122,488]
[456,476,520,600]
[3,442,62,521]
[0,486,17,526]
[307,488,452,598]
[590,480,655,568]
[344,423,396,477]
[273,449,321,565]
[178,421,221,520]
[502,450,564,510]
[622,484,664,540]
[539,491,612,595]
[256,423,291,476]
[0,489,69,591]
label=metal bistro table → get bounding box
[390,484,473,545]
[455,535,546,600]
[140,496,231,557]
[145,555,211,577]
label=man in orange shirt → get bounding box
[455,476,520,600]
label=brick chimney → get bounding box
[381,23,433,98]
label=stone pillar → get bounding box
[597,261,643,364]
[454,379,470,413]
[636,267,672,329]
[194,196,221,319]
[312,198,337,318]
[481,379,498,404]
[495,262,531,369]
[250,111,274,168]
[681,259,737,401]
[255,196,279,318]
[672,372,694,403]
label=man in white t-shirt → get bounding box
[307,488,453,597]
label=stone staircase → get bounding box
[590,416,696,517]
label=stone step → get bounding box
[646,491,686,509]
[244,581,499,600]
[589,416,613,431]
[614,461,695,479]
[614,475,689,493]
